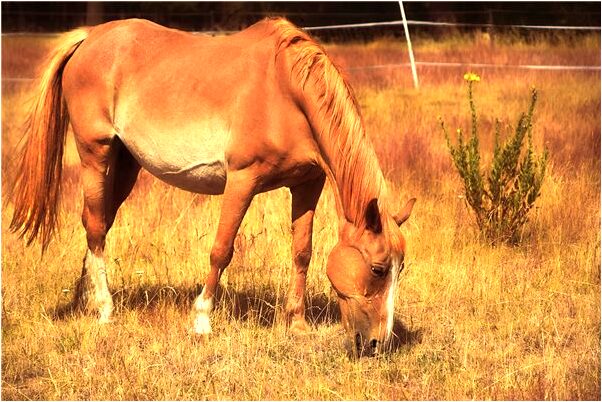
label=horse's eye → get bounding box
[370,265,387,278]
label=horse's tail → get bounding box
[10,28,90,250]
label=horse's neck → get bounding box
[321,119,386,228]
[276,27,387,229]
[303,91,387,229]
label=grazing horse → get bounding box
[10,18,415,355]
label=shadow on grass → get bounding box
[52,283,421,351]
[390,319,423,350]
[51,284,339,325]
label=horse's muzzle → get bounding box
[352,333,384,357]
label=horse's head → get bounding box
[327,197,415,356]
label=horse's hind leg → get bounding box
[74,134,140,322]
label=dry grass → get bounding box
[2,30,600,400]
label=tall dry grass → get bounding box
[2,30,600,400]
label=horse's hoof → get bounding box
[98,304,113,324]
[288,319,312,337]
[192,313,212,336]
[190,319,212,344]
[98,316,113,325]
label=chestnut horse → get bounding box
[10,18,415,355]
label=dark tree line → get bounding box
[2,1,600,36]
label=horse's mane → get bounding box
[271,18,388,229]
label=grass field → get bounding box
[2,29,600,400]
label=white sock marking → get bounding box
[192,288,214,335]
[85,250,114,322]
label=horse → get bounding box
[10,17,415,355]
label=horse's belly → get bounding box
[156,159,227,194]
[117,129,228,195]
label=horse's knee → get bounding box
[294,249,312,271]
[210,241,234,270]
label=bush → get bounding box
[439,73,548,245]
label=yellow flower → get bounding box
[463,72,481,82]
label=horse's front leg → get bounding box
[286,174,326,336]
[192,170,256,335]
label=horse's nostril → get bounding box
[370,339,378,349]
[355,333,362,351]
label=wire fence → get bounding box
[303,19,602,31]
[2,18,600,83]
[348,61,601,72]
[4,18,600,36]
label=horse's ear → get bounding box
[394,198,416,226]
[365,198,382,233]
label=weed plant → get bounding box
[440,73,548,244]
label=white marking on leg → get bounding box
[84,250,114,323]
[192,287,214,335]
[385,258,399,339]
